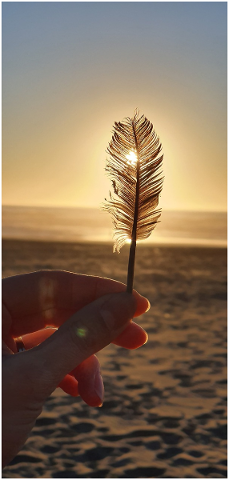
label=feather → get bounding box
[103,111,163,292]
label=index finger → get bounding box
[2,271,150,337]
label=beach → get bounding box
[2,239,227,478]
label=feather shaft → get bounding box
[126,119,140,293]
[126,238,136,293]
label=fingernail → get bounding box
[100,292,137,332]
[145,299,151,312]
[143,331,149,344]
[133,291,151,312]
[94,370,104,407]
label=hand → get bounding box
[2,270,150,466]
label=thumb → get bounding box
[31,292,136,394]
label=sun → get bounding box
[126,150,137,166]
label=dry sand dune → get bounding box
[2,240,227,478]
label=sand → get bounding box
[2,240,227,478]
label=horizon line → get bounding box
[2,204,227,215]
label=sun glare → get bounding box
[126,150,137,166]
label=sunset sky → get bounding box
[2,2,227,212]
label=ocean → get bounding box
[2,206,227,247]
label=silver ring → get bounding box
[16,337,26,353]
